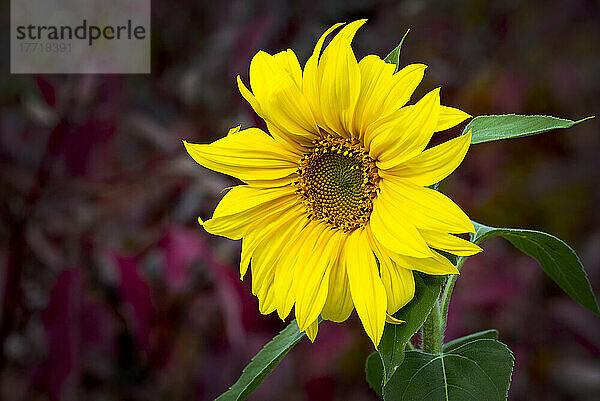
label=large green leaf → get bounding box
[377,272,445,385]
[472,222,600,315]
[216,320,306,401]
[383,339,514,401]
[384,29,410,73]
[463,114,593,144]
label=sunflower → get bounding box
[184,20,481,348]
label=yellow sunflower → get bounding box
[184,20,481,348]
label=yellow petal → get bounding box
[346,228,387,348]
[273,49,303,87]
[354,55,395,137]
[308,23,345,63]
[386,314,405,324]
[383,63,428,117]
[201,185,296,240]
[355,59,427,140]
[247,51,319,146]
[364,104,413,154]
[316,20,364,137]
[240,204,305,279]
[272,220,320,321]
[250,237,281,307]
[230,173,296,189]
[237,74,263,115]
[240,227,264,280]
[305,319,319,342]
[419,229,482,256]
[250,237,290,315]
[257,284,277,315]
[321,234,354,323]
[210,185,293,219]
[371,88,441,168]
[367,227,416,314]
[380,130,472,186]
[436,105,471,132]
[239,235,254,279]
[248,51,290,105]
[390,250,460,275]
[265,81,320,147]
[382,265,415,314]
[294,228,343,331]
[370,187,432,258]
[204,198,291,240]
[378,179,475,234]
[335,19,368,42]
[303,23,345,127]
[263,120,311,156]
[183,128,299,186]
[247,222,285,315]
[237,80,303,159]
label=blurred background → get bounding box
[1,0,599,400]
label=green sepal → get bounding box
[384,29,410,73]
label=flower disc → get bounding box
[296,136,379,231]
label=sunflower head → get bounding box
[184,20,481,348]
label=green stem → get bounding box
[423,256,467,354]
[421,301,442,354]
[439,256,467,344]
[440,275,458,328]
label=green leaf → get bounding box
[366,352,384,397]
[443,329,498,353]
[378,272,445,385]
[472,221,600,316]
[463,114,594,144]
[216,320,306,401]
[383,339,514,401]
[384,29,410,73]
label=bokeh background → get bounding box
[1,0,600,400]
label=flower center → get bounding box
[295,135,380,232]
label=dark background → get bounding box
[1,0,599,400]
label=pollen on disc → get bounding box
[296,135,380,232]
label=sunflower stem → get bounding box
[423,256,467,354]
[440,256,467,334]
[440,275,458,330]
[421,301,442,354]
